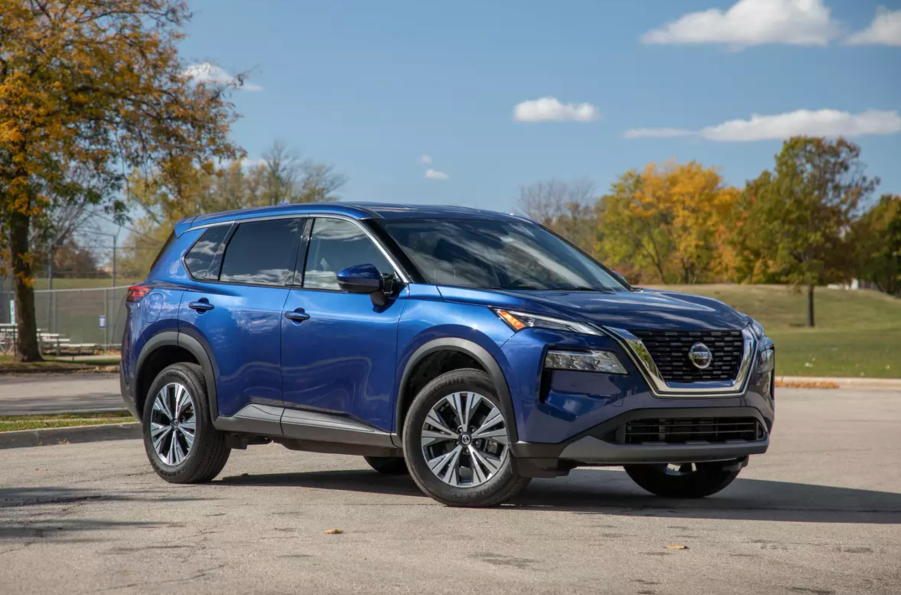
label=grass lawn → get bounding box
[650,284,901,378]
[0,411,135,432]
[0,355,120,370]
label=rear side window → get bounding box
[220,218,303,286]
[303,218,394,290]
[184,225,230,280]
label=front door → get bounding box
[281,217,405,432]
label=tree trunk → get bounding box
[8,211,43,362]
[806,284,815,328]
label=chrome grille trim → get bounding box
[604,326,756,397]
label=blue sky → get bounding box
[180,0,901,213]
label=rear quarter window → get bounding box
[184,225,231,280]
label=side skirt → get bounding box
[213,404,402,457]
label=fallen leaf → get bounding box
[664,545,689,550]
[324,529,343,535]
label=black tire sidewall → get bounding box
[403,369,523,506]
[142,363,221,483]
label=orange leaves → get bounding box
[599,161,740,284]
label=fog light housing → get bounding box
[544,349,628,374]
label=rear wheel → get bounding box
[403,369,530,507]
[364,456,409,475]
[142,363,231,484]
[624,462,740,498]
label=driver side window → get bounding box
[303,218,395,291]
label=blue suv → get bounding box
[121,203,775,506]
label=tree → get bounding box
[728,137,878,327]
[260,140,347,205]
[118,145,347,277]
[0,1,242,360]
[853,194,901,296]
[597,161,739,284]
[517,178,598,254]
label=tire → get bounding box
[402,368,530,507]
[142,362,231,484]
[364,456,409,475]
[624,463,740,498]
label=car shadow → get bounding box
[218,468,901,524]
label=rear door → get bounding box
[179,217,304,418]
[280,216,405,432]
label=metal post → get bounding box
[104,287,109,350]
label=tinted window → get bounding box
[184,225,230,280]
[381,219,627,292]
[303,218,394,290]
[220,218,303,286]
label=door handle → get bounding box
[188,300,214,312]
[284,309,310,322]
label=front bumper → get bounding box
[511,406,770,478]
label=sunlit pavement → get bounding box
[1,388,900,595]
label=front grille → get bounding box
[631,329,744,383]
[603,417,765,445]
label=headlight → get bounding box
[758,347,775,374]
[747,317,766,339]
[545,349,628,374]
[493,309,602,337]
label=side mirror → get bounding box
[611,270,628,285]
[337,264,390,306]
[337,264,383,294]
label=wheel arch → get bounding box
[134,331,219,422]
[395,338,518,443]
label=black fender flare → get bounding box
[395,337,518,443]
[134,330,219,421]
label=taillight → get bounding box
[127,286,151,303]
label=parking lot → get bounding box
[2,387,900,595]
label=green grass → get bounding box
[0,411,135,432]
[0,355,120,370]
[649,284,901,378]
[30,278,142,290]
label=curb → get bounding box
[777,376,901,390]
[0,422,141,450]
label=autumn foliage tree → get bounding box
[0,0,242,360]
[728,137,878,327]
[517,178,598,254]
[597,161,739,284]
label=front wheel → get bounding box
[624,463,740,498]
[402,369,530,507]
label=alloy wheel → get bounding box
[420,391,509,488]
[149,382,196,466]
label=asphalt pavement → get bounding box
[1,387,900,594]
[0,373,123,415]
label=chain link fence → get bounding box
[0,285,130,355]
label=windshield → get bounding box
[380,219,628,292]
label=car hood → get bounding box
[436,286,749,331]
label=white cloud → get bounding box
[419,154,433,165]
[845,8,901,46]
[624,109,901,142]
[182,62,262,91]
[640,0,840,48]
[424,169,449,181]
[240,158,267,169]
[513,97,600,122]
